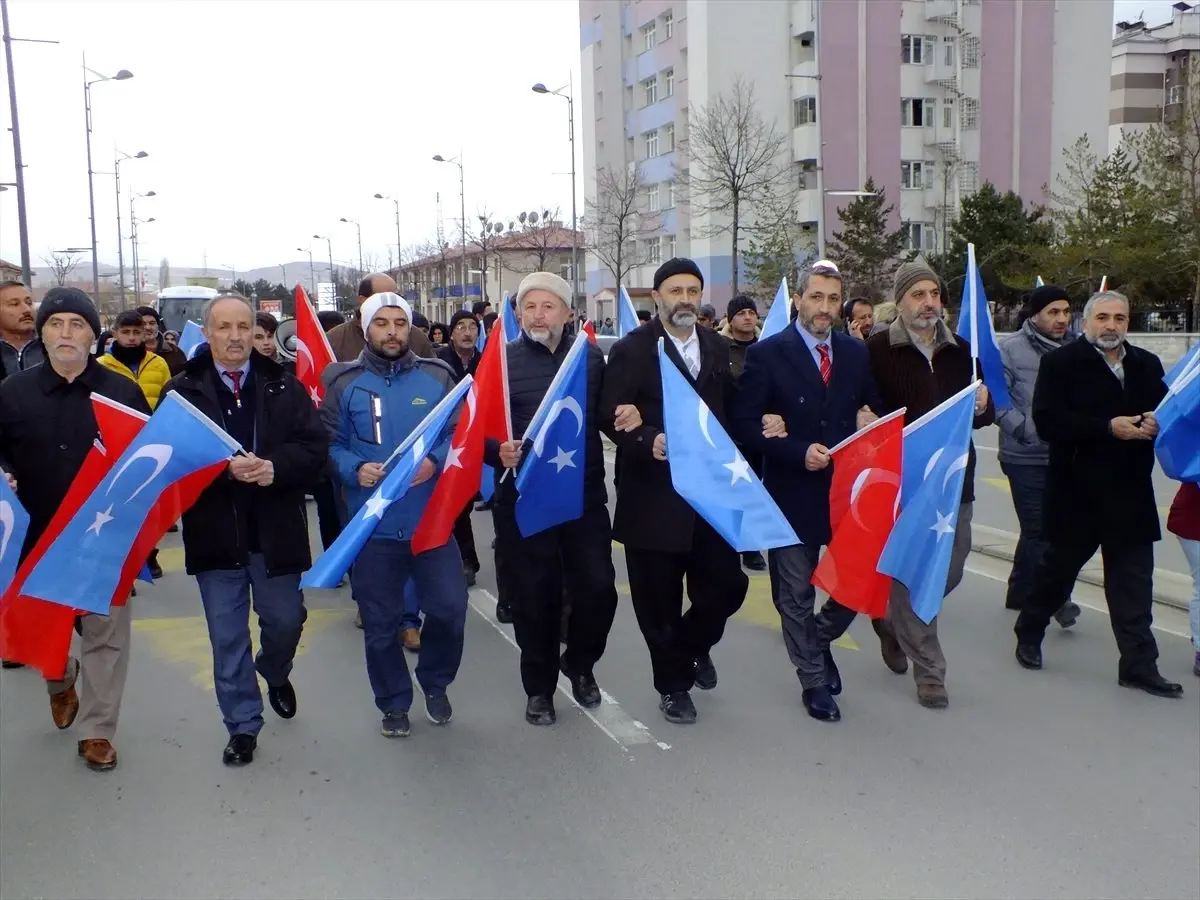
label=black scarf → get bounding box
[111,341,148,369]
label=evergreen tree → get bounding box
[826,178,908,300]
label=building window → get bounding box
[797,159,818,190]
[663,68,675,97]
[641,21,656,52]
[794,96,817,126]
[963,36,980,69]
[901,34,936,65]
[642,77,658,107]
[646,237,662,265]
[644,129,659,158]
[663,122,675,152]
[901,160,934,189]
[1167,84,1183,105]
[902,97,936,127]
[647,183,661,213]
[960,161,979,194]
[663,10,674,39]
[667,181,677,208]
[902,222,933,252]
[961,97,979,130]
[663,234,676,259]
[942,98,954,130]
[942,36,956,67]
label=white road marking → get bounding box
[975,445,998,453]
[469,588,671,755]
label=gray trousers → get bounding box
[767,543,858,690]
[45,605,132,741]
[886,502,973,687]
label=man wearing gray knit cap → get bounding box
[864,257,995,710]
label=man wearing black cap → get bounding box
[721,294,767,572]
[436,308,483,586]
[0,287,151,770]
[997,285,1079,625]
[600,257,750,724]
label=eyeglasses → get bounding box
[453,321,477,333]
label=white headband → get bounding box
[360,292,413,336]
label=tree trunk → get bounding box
[1191,261,1200,334]
[731,194,741,296]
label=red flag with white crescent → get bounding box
[294,284,336,404]
[812,409,905,619]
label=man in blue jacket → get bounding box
[321,292,468,738]
[733,262,882,723]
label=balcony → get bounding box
[791,0,817,37]
[792,124,820,162]
[924,55,958,91]
[924,0,958,24]
[794,189,821,223]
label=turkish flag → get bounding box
[581,320,598,344]
[411,314,512,554]
[294,284,336,404]
[812,409,905,619]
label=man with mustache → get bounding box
[1014,290,1183,699]
[0,280,43,382]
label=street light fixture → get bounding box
[113,148,148,306]
[313,234,335,295]
[297,245,316,297]
[531,79,580,312]
[432,154,468,304]
[373,192,403,273]
[83,57,134,304]
[129,189,155,305]
[338,217,363,274]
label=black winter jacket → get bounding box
[163,350,329,576]
[484,333,608,511]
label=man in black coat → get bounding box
[164,293,329,765]
[0,287,151,771]
[436,309,483,583]
[599,257,750,725]
[1014,290,1183,698]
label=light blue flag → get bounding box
[179,320,206,359]
[1164,343,1200,390]
[1154,362,1200,483]
[956,244,1011,409]
[658,338,798,551]
[302,375,472,589]
[0,474,30,595]
[759,278,790,341]
[22,393,241,614]
[500,291,519,340]
[1034,276,1045,288]
[878,382,977,624]
[515,334,590,537]
[617,285,639,337]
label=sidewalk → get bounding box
[971,523,1191,613]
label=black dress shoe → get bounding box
[267,680,297,719]
[560,657,601,708]
[464,568,477,588]
[659,691,697,724]
[1,660,25,669]
[802,686,841,722]
[525,695,556,726]
[823,648,842,696]
[741,551,767,572]
[693,654,718,691]
[495,602,513,624]
[1015,644,1043,670]
[1119,671,1184,698]
[222,733,257,766]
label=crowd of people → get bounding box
[0,252,1195,772]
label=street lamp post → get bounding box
[112,149,147,308]
[129,189,155,304]
[83,57,133,304]
[532,79,579,311]
[432,154,467,304]
[339,217,363,274]
[374,192,403,274]
[297,246,316,297]
[313,233,334,303]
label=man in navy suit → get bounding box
[733,262,882,722]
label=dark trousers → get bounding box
[1015,538,1159,678]
[1002,462,1052,609]
[495,504,619,697]
[352,539,468,714]
[454,504,479,572]
[767,543,857,689]
[624,519,749,695]
[491,504,514,608]
[311,476,343,551]
[195,554,307,736]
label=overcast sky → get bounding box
[0,0,1185,274]
[0,0,582,275]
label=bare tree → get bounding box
[469,209,505,299]
[586,164,662,289]
[677,77,793,294]
[362,252,382,275]
[41,250,81,286]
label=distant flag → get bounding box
[956,244,1011,408]
[302,376,473,589]
[475,317,488,352]
[760,277,790,341]
[658,338,798,551]
[581,319,598,344]
[294,285,337,404]
[179,320,206,359]
[877,382,977,624]
[1154,359,1200,483]
[1164,343,1200,390]
[500,291,519,339]
[812,409,906,618]
[21,393,240,616]
[515,334,590,537]
[1034,276,1045,288]
[617,285,639,337]
[0,475,30,597]
[1099,275,1108,292]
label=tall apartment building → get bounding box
[1110,2,1199,150]
[580,0,1111,310]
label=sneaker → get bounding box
[1053,601,1081,629]
[424,693,453,725]
[380,711,410,738]
[659,691,697,724]
[693,654,718,690]
[496,602,513,624]
[354,610,364,630]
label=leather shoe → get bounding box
[50,684,79,730]
[741,551,767,572]
[77,738,117,771]
[1,659,24,669]
[223,733,257,766]
[400,627,421,652]
[496,602,513,624]
[1119,671,1184,698]
[1015,643,1043,670]
[560,657,601,708]
[916,683,949,709]
[267,680,297,719]
[823,648,842,696]
[802,686,841,722]
[872,618,908,675]
[693,654,718,690]
[525,695,556,726]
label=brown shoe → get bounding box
[77,738,118,771]
[872,618,908,675]
[916,683,949,710]
[50,685,80,730]
[400,627,421,652]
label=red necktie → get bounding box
[817,344,831,386]
[226,370,243,408]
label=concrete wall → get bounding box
[999,332,1198,368]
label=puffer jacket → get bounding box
[996,320,1073,466]
[96,349,173,410]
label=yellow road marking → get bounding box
[981,476,1171,516]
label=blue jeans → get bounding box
[1178,537,1200,651]
[195,555,307,736]
[1002,462,1050,609]
[352,538,468,714]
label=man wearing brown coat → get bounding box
[327,274,435,363]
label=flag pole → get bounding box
[966,243,980,369]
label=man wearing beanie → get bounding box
[997,285,1080,626]
[0,286,151,770]
[600,257,750,725]
[720,294,767,572]
[865,257,994,710]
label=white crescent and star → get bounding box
[0,500,13,560]
[295,339,315,379]
[443,386,478,471]
[550,447,577,472]
[697,402,716,449]
[87,504,115,535]
[362,492,392,520]
[722,453,752,486]
[848,467,902,531]
[942,453,970,492]
[532,398,583,457]
[105,444,173,503]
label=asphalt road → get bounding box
[1,506,1197,900]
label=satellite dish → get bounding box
[492,222,504,234]
[529,211,539,224]
[518,212,527,224]
[507,221,515,231]
[542,210,551,220]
